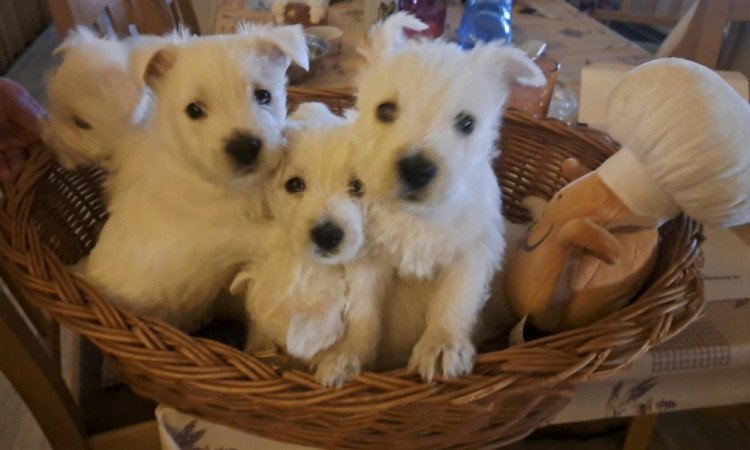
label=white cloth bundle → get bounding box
[598,58,750,227]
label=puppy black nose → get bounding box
[398,152,437,193]
[225,133,262,169]
[311,221,344,252]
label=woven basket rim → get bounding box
[0,96,705,448]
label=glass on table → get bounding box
[398,0,448,39]
[507,57,560,117]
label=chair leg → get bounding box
[0,291,88,450]
[88,421,160,450]
[623,414,658,450]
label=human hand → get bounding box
[0,78,46,182]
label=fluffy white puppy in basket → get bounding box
[44,27,192,170]
[353,14,546,380]
[232,103,391,387]
[80,25,309,332]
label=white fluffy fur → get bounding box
[80,27,308,331]
[44,27,191,169]
[232,103,390,387]
[355,14,546,379]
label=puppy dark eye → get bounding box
[73,116,91,130]
[285,176,305,194]
[254,89,272,105]
[376,101,398,123]
[348,178,364,197]
[185,102,206,120]
[454,112,475,135]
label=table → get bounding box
[211,0,653,95]
[506,0,653,95]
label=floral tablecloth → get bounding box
[156,297,750,448]
[210,0,653,95]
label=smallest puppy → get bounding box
[232,104,389,387]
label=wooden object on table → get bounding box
[0,283,158,449]
[662,0,750,69]
[591,0,686,28]
[0,0,51,73]
[48,0,200,38]
[623,414,659,450]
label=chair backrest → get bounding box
[0,1,52,73]
[48,0,200,38]
[592,0,687,28]
[658,0,750,68]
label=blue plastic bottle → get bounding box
[456,0,512,49]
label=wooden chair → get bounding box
[48,0,200,38]
[663,0,750,68]
[593,0,750,69]
[591,0,687,28]
[0,3,201,448]
[0,1,52,73]
[0,276,159,450]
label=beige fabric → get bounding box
[604,59,750,227]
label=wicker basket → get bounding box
[0,88,704,449]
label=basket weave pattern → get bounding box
[0,89,704,449]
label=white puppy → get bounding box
[44,27,191,169]
[354,14,546,379]
[81,26,309,331]
[232,103,390,387]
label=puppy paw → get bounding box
[314,352,362,388]
[244,339,277,354]
[287,309,344,360]
[408,332,475,381]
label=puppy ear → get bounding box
[474,44,547,88]
[132,45,177,89]
[168,24,194,41]
[238,22,309,70]
[53,26,101,56]
[127,28,192,89]
[359,12,427,62]
[229,270,253,295]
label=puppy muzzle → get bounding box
[310,220,345,256]
[397,151,437,201]
[225,131,263,173]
